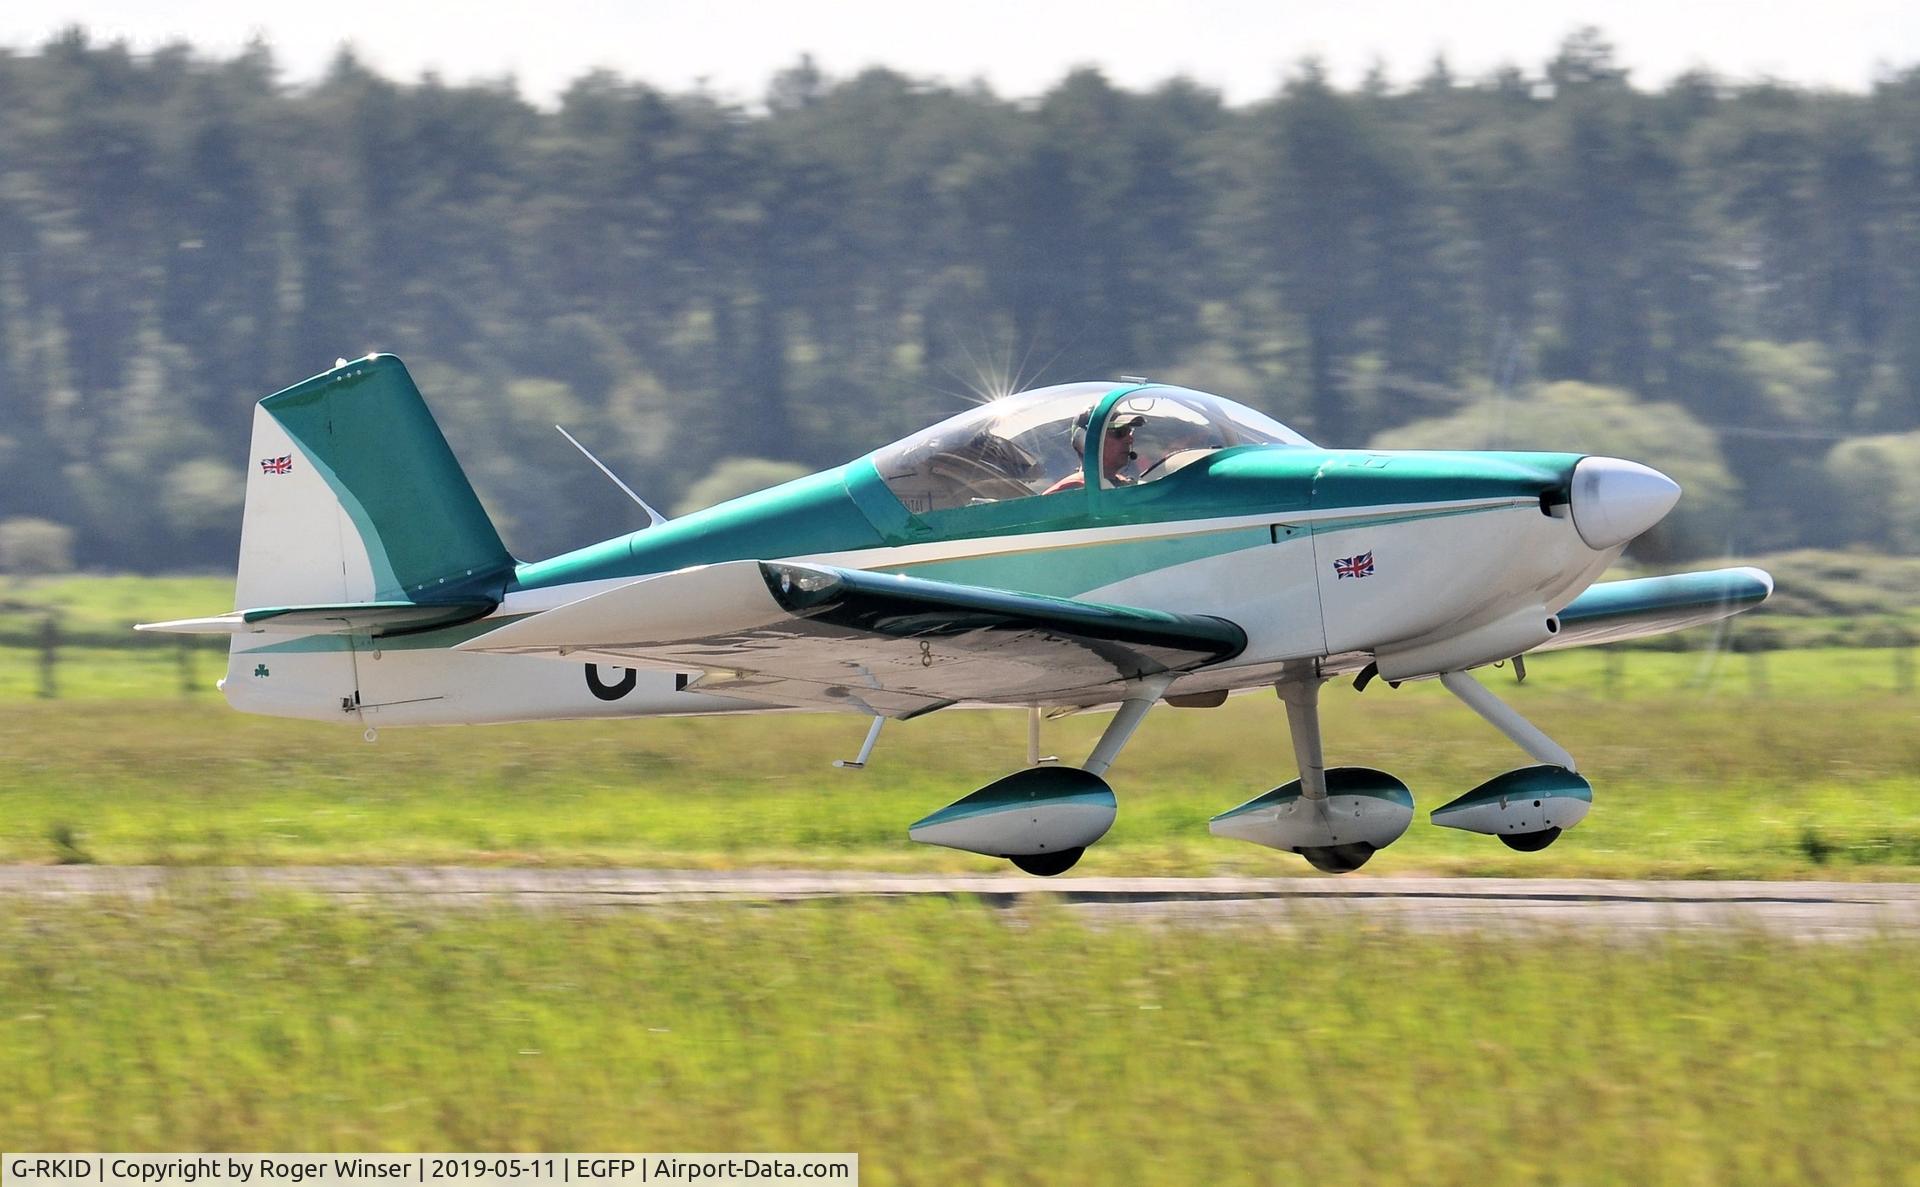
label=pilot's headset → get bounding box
[1069,408,1092,456]
[1069,408,1144,461]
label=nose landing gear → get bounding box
[1209,677,1415,873]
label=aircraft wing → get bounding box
[1540,566,1774,651]
[455,561,1248,717]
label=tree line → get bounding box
[1,26,1917,571]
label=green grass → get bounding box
[0,573,230,634]
[0,644,214,699]
[1,646,1916,877]
[0,894,1914,1183]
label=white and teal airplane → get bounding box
[142,355,1772,875]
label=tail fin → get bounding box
[236,354,513,607]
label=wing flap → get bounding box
[458,561,1246,715]
[1542,566,1773,651]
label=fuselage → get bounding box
[229,431,1627,726]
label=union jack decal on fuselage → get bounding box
[1334,551,1375,579]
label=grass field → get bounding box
[0,643,1915,877]
[0,574,231,636]
[0,894,1914,1183]
[4,576,1917,1180]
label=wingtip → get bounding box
[132,613,246,635]
[1732,566,1775,601]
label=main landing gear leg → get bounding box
[1013,668,1175,872]
[1280,679,1370,873]
[1083,674,1175,778]
[1276,678,1329,801]
[1027,707,1058,766]
[1009,675,1171,875]
[1002,675,1171,875]
[833,715,885,770]
[908,676,1170,878]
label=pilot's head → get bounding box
[1073,409,1144,483]
[1102,413,1144,480]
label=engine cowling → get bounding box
[1374,605,1559,684]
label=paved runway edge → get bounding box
[1,867,1917,938]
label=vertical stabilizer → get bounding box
[235,354,512,608]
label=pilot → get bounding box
[1043,410,1145,495]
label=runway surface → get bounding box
[2,866,1917,938]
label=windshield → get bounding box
[871,382,1312,513]
[1105,388,1314,488]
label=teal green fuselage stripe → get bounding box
[511,464,884,593]
[890,527,1271,598]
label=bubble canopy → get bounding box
[871,383,1312,515]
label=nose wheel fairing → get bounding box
[1206,677,1417,872]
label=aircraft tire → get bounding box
[1010,847,1085,877]
[1298,843,1375,874]
[1499,827,1562,852]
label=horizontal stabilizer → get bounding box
[1543,566,1773,650]
[137,598,495,637]
[458,560,1246,716]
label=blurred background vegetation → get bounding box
[0,26,1916,570]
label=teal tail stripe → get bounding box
[262,355,513,599]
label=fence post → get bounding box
[1745,646,1769,696]
[1602,648,1623,697]
[36,613,58,699]
[1867,621,1914,695]
[177,636,197,696]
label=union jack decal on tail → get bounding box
[1333,551,1375,579]
[260,455,293,475]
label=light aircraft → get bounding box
[141,355,1772,874]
